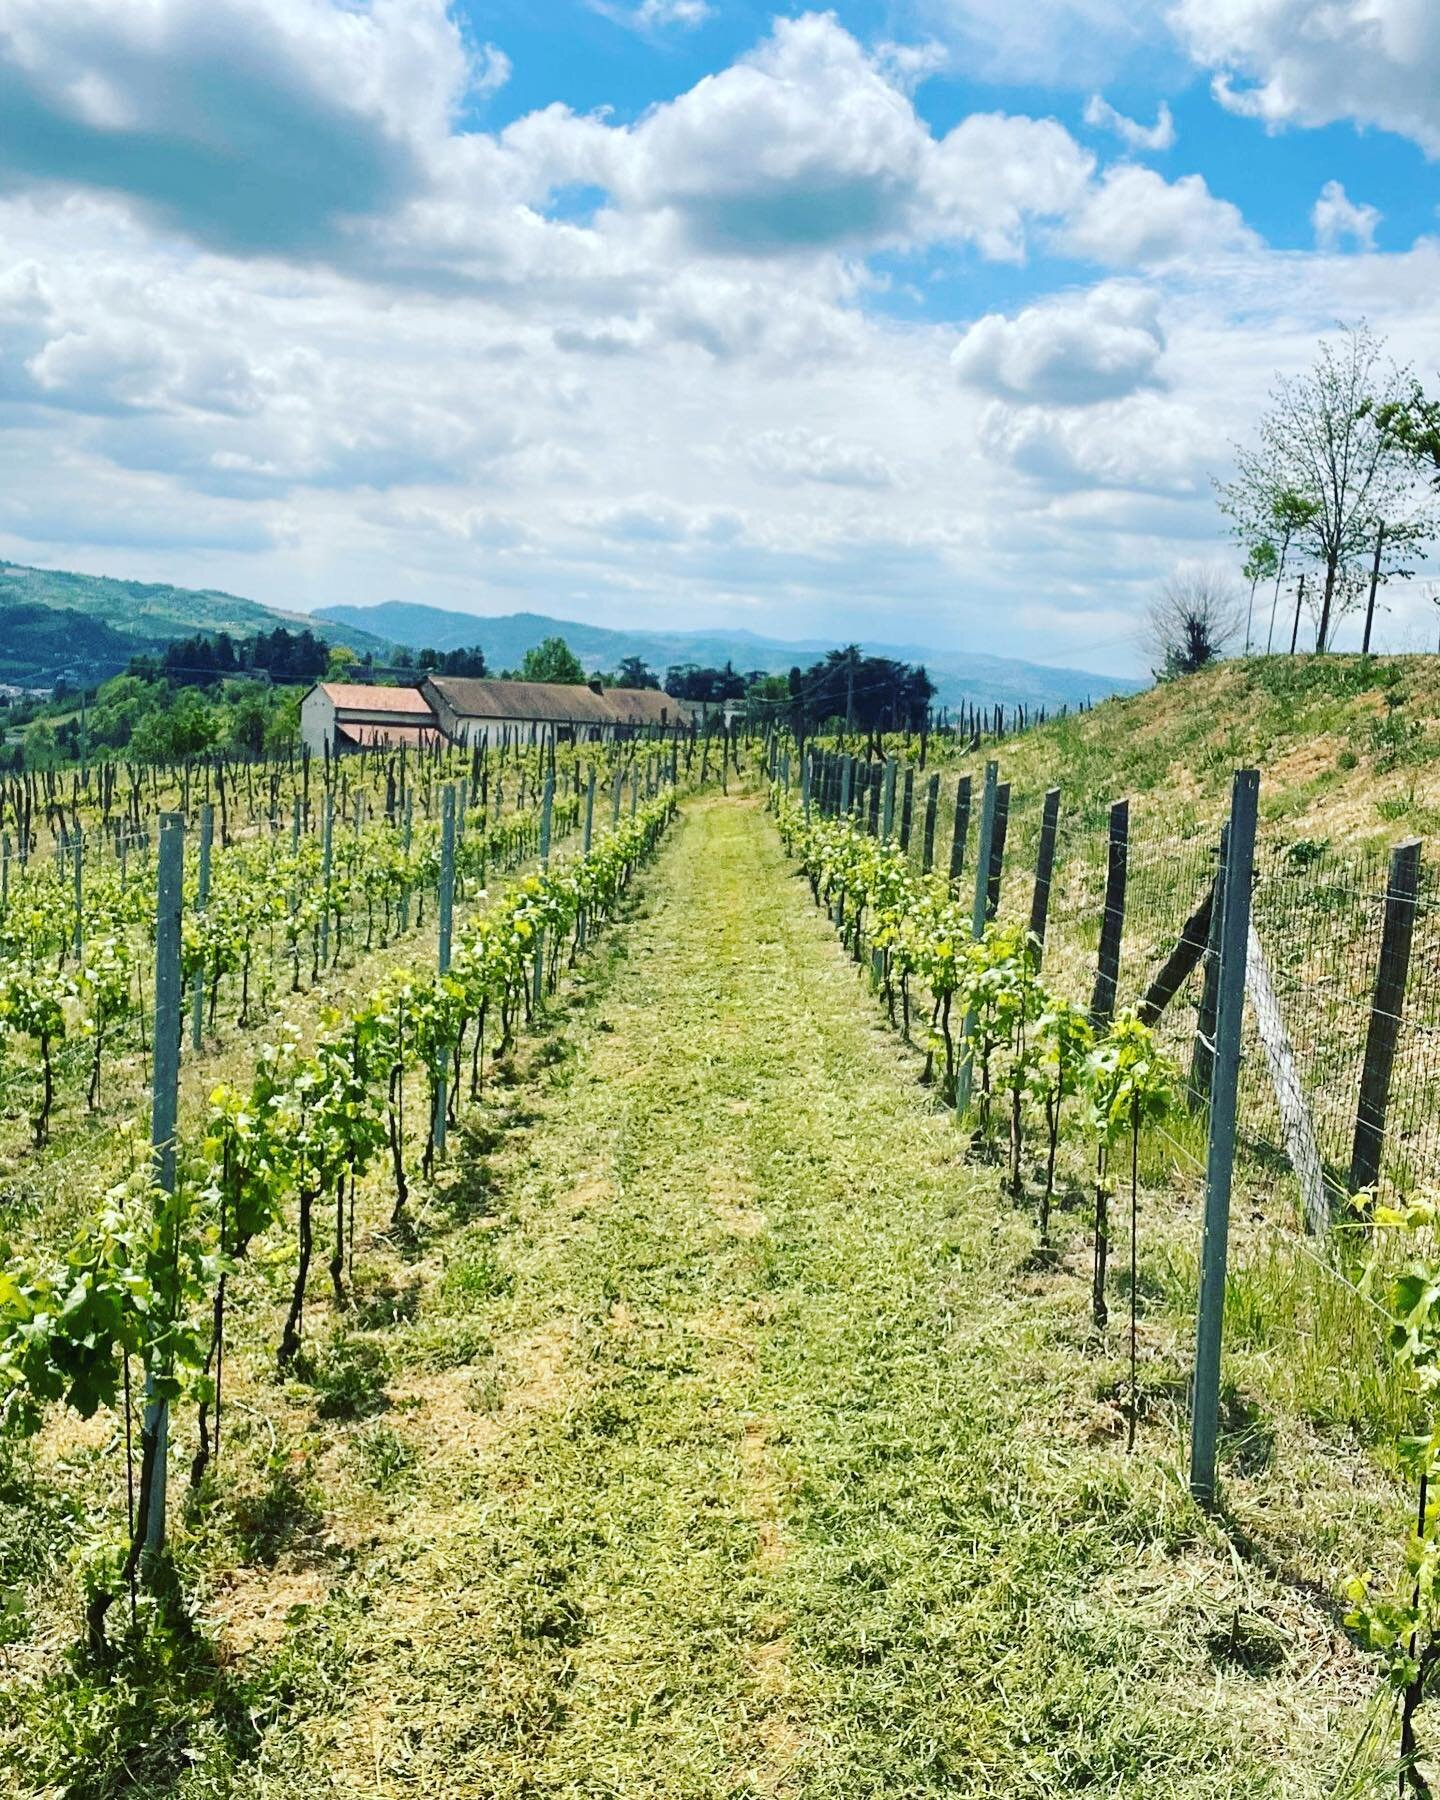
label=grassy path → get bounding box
[299,795,1372,1798]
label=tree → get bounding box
[520,637,585,685]
[1377,380,1440,490]
[1219,324,1434,653]
[612,655,659,690]
[325,644,359,682]
[1240,539,1277,656]
[1142,566,1241,678]
[438,645,487,677]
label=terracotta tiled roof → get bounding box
[319,683,434,715]
[424,677,684,726]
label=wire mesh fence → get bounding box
[783,744,1440,1236]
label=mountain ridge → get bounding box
[313,600,1142,714]
[0,560,389,685]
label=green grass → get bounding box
[0,796,1412,1794]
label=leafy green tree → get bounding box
[1219,324,1435,652]
[612,655,659,690]
[22,718,56,767]
[1378,380,1440,490]
[521,637,586,685]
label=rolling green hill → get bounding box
[0,561,389,686]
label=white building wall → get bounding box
[300,687,336,759]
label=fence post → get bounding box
[801,750,813,820]
[840,754,853,819]
[144,811,184,1569]
[949,775,972,884]
[612,766,623,826]
[72,833,83,961]
[1189,769,1259,1507]
[986,782,1011,921]
[533,770,553,1012]
[921,773,939,873]
[320,793,334,967]
[191,803,213,1050]
[399,793,414,932]
[955,761,998,1116]
[882,758,897,841]
[1349,838,1422,1194]
[899,766,915,852]
[1029,787,1061,968]
[583,766,596,854]
[1190,825,1227,1107]
[435,786,456,1157]
[1090,799,1129,1028]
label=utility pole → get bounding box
[1361,521,1386,656]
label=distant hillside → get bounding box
[0,561,389,686]
[0,602,138,688]
[312,601,1140,715]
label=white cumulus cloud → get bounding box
[1083,93,1176,151]
[1311,179,1381,251]
[1171,0,1440,157]
[952,282,1165,405]
[1056,164,1257,265]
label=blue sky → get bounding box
[0,0,1436,675]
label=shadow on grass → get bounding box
[17,1605,306,1800]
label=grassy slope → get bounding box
[958,653,1440,849]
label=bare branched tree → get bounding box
[1142,566,1242,679]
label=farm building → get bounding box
[300,682,442,758]
[421,675,690,746]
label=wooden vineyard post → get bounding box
[899,766,915,852]
[534,770,554,1012]
[1190,769,1259,1506]
[921,772,939,873]
[1349,838,1422,1195]
[583,766,596,854]
[986,782,1010,921]
[949,775,972,884]
[612,766,623,826]
[144,812,184,1569]
[1029,787,1061,968]
[1090,799,1129,1029]
[399,793,414,932]
[840,754,853,819]
[435,786,456,1157]
[72,832,83,961]
[882,758,897,841]
[320,793,335,968]
[955,761,999,1117]
[191,803,213,1051]
[1190,826,1227,1107]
